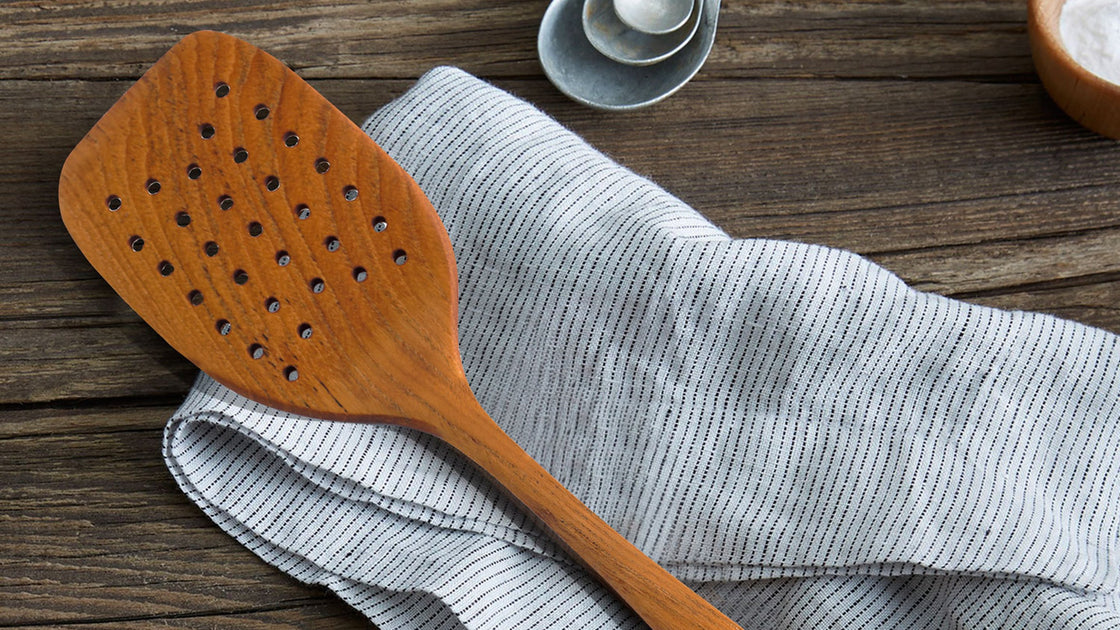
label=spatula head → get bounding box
[59,31,464,427]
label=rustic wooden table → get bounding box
[2,1,1118,627]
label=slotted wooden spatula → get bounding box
[58,31,740,629]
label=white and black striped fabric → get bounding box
[164,67,1120,629]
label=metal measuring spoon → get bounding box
[583,0,699,66]
[539,0,720,110]
[614,0,694,34]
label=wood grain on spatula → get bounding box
[58,31,741,630]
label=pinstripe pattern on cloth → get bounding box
[164,67,1120,629]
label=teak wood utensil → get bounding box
[58,31,740,629]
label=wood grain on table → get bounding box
[2,1,1118,627]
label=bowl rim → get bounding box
[1028,0,1120,138]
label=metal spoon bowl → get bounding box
[540,0,720,110]
[614,0,694,34]
[583,0,699,66]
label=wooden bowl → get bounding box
[1029,0,1120,139]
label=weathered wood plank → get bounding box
[6,77,1120,257]
[0,0,542,80]
[566,78,1120,246]
[0,402,172,438]
[0,1,1033,81]
[0,318,195,403]
[873,227,1120,296]
[714,1,1032,79]
[720,185,1120,255]
[0,603,364,629]
[0,406,369,628]
[967,278,1120,333]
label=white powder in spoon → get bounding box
[1060,0,1120,85]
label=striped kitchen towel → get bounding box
[164,67,1120,629]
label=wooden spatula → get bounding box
[58,31,740,630]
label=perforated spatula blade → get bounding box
[58,31,740,630]
[59,31,461,425]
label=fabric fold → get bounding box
[165,66,1120,629]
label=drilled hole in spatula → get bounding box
[219,195,234,211]
[298,323,312,339]
[254,104,270,120]
[309,278,325,294]
[187,164,202,180]
[146,179,161,195]
[188,290,204,306]
[264,176,280,191]
[175,211,191,227]
[353,267,368,282]
[248,222,263,237]
[315,158,330,174]
[204,241,219,257]
[158,261,174,276]
[233,148,249,164]
[393,250,407,266]
[324,236,340,252]
[276,250,291,266]
[248,344,264,359]
[107,195,122,212]
[215,319,231,336]
[200,123,215,139]
[265,297,280,313]
[284,132,299,147]
[233,270,249,285]
[344,186,359,201]
[371,216,387,232]
[295,204,311,220]
[129,236,144,252]
[284,366,299,381]
[215,82,230,98]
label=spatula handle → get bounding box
[438,401,742,630]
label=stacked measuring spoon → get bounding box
[584,0,702,66]
[539,0,720,110]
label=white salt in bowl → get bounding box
[1029,0,1120,139]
